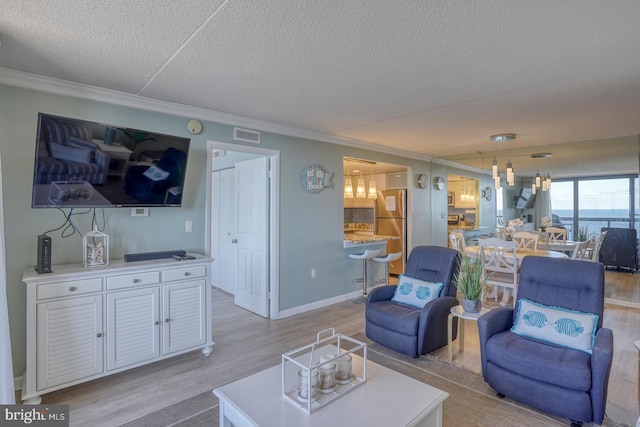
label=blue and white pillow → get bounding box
[143,165,170,181]
[391,275,444,309]
[49,142,92,164]
[511,299,599,354]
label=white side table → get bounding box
[92,139,133,180]
[447,305,490,363]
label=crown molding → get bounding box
[432,157,489,175]
[0,67,433,163]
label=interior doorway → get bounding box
[206,141,280,319]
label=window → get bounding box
[550,175,636,240]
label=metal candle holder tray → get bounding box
[281,328,367,414]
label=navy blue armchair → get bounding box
[478,257,613,426]
[365,246,461,358]
[125,147,186,205]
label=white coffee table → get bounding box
[213,350,448,427]
[447,305,491,363]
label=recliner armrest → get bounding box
[416,295,458,354]
[419,295,458,325]
[590,327,614,424]
[366,285,396,303]
[478,307,513,338]
[477,307,513,376]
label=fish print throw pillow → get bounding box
[511,299,599,354]
[391,275,444,309]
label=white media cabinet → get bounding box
[21,253,214,404]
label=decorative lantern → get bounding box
[83,226,109,267]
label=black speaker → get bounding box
[124,250,187,262]
[35,235,52,274]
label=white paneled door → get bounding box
[234,157,269,317]
[214,168,238,295]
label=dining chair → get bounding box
[545,226,567,242]
[496,227,507,240]
[449,231,466,254]
[478,237,518,307]
[512,231,539,250]
[586,230,608,262]
[571,240,591,260]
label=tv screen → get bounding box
[515,187,536,209]
[32,113,191,208]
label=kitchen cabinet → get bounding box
[22,254,213,404]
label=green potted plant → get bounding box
[456,253,485,313]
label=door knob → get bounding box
[231,239,238,244]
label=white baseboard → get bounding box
[277,291,363,319]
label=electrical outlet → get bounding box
[311,268,316,278]
[185,220,193,232]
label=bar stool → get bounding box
[348,249,382,303]
[372,252,403,285]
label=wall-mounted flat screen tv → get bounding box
[32,113,191,208]
[515,187,536,209]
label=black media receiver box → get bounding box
[124,250,187,262]
[35,235,52,274]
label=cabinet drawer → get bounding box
[162,265,206,282]
[37,278,103,300]
[107,271,160,290]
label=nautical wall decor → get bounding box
[301,164,333,193]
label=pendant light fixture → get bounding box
[506,159,514,186]
[531,152,552,191]
[355,168,366,198]
[344,162,354,198]
[490,133,516,189]
[367,165,377,199]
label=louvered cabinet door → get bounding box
[36,295,104,390]
[106,287,160,371]
[162,280,206,355]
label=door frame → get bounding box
[205,141,281,319]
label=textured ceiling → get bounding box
[1,0,639,177]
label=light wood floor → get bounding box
[27,273,640,427]
[605,268,640,304]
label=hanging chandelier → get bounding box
[531,153,552,192]
[490,134,516,189]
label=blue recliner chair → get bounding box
[125,147,186,205]
[365,246,461,358]
[478,257,613,426]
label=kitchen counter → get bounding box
[343,234,399,248]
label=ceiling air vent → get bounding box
[234,127,261,144]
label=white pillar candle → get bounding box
[297,368,318,401]
[318,354,336,393]
[335,353,352,384]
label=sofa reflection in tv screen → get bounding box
[125,147,187,205]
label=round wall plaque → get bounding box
[433,176,445,191]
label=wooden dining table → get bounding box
[541,240,582,253]
[463,245,569,266]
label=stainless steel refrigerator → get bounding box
[375,189,407,275]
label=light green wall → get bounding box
[0,83,487,378]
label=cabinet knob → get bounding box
[184,272,190,276]
[165,318,170,323]
[96,333,103,338]
[231,239,238,244]
[69,286,77,292]
[133,278,140,283]
[154,321,160,325]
